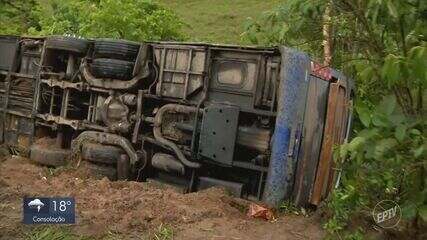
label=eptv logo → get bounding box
[372,200,401,228]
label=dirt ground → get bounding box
[0,154,325,240]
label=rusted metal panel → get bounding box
[7,78,35,115]
[3,114,34,150]
[310,61,333,81]
[325,85,349,196]
[153,44,207,99]
[310,80,348,205]
[292,75,329,206]
[0,36,19,71]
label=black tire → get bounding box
[45,36,89,54]
[30,145,71,167]
[81,143,124,165]
[90,58,134,80]
[0,146,10,162]
[94,39,140,61]
[80,161,117,180]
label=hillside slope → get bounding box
[157,0,281,44]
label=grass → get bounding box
[152,224,173,240]
[279,200,310,217]
[24,226,119,240]
[24,226,88,240]
[156,0,281,44]
[24,225,174,240]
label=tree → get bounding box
[1,0,185,42]
[244,0,426,115]
[0,0,37,35]
[79,0,184,41]
[322,0,333,66]
[243,0,426,238]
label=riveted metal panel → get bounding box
[153,44,207,99]
[199,105,239,165]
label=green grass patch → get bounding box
[157,0,281,44]
[152,224,173,240]
[24,226,90,240]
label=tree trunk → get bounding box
[323,1,333,66]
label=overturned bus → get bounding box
[0,35,353,207]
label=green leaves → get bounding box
[419,205,427,222]
[408,45,427,87]
[377,95,397,116]
[348,137,366,152]
[402,202,418,220]
[381,45,427,93]
[244,0,426,109]
[395,124,407,142]
[374,138,398,158]
[356,95,399,129]
[9,0,185,42]
[386,0,399,18]
[356,102,371,127]
[413,144,426,159]
[382,54,403,88]
[331,96,426,235]
[242,0,325,56]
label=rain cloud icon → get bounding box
[28,199,44,212]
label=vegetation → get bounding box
[24,226,89,240]
[157,0,281,44]
[0,0,184,41]
[25,225,174,240]
[152,224,173,240]
[244,0,426,238]
[0,0,37,35]
[0,0,281,43]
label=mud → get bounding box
[0,155,325,240]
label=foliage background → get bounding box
[0,0,280,43]
[0,0,184,41]
[156,0,281,44]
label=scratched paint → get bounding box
[263,47,310,207]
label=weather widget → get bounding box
[23,197,75,224]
